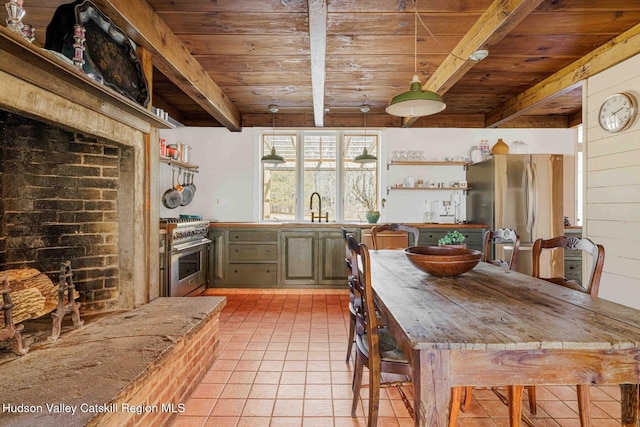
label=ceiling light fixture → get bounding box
[261,105,285,164]
[386,0,446,117]
[354,104,377,163]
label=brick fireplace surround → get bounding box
[0,29,222,426]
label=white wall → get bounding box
[585,54,640,310]
[159,127,574,223]
[159,127,257,221]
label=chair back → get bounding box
[346,234,381,357]
[371,223,420,249]
[483,228,520,270]
[532,236,605,296]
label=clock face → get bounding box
[599,93,637,133]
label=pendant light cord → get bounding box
[414,0,418,75]
[413,0,470,63]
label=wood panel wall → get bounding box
[585,53,640,310]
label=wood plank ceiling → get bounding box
[22,1,640,130]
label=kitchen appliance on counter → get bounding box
[466,155,564,276]
[160,217,211,297]
[436,200,456,224]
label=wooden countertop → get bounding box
[209,222,488,229]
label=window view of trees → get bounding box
[262,131,378,222]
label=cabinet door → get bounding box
[209,230,227,285]
[318,230,348,286]
[280,231,316,285]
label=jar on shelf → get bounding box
[470,146,483,163]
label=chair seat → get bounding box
[357,327,407,363]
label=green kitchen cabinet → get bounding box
[417,227,486,252]
[318,229,349,285]
[280,231,317,286]
[209,229,226,285]
[207,225,357,288]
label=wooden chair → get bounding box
[370,223,420,249]
[522,235,605,427]
[450,228,525,426]
[342,227,358,363]
[347,234,413,427]
[482,228,520,270]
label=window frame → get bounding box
[260,129,380,223]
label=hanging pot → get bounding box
[188,170,196,196]
[162,168,183,209]
[180,171,195,206]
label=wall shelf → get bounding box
[387,160,471,170]
[386,186,470,195]
[160,156,198,170]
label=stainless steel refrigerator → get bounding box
[466,154,564,277]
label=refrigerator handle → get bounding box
[525,161,535,233]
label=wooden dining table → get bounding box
[369,250,640,427]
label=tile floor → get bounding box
[171,289,624,427]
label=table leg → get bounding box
[417,349,450,427]
[620,384,639,427]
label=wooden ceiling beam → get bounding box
[308,0,327,127]
[403,0,545,128]
[486,22,640,127]
[92,0,241,132]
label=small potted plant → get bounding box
[438,231,466,248]
[353,173,379,223]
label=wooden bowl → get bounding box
[403,246,482,276]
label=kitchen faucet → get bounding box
[309,192,328,222]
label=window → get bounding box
[261,130,379,222]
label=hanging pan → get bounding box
[180,171,195,206]
[162,168,183,209]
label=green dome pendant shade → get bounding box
[386,74,446,117]
[353,104,377,164]
[261,147,285,164]
[261,105,285,164]
[354,148,377,163]
[385,0,446,118]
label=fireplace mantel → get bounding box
[0,25,169,135]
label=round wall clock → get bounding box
[598,92,637,133]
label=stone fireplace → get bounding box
[0,111,137,312]
[0,31,161,312]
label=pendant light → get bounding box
[385,0,446,117]
[261,105,285,164]
[354,104,377,163]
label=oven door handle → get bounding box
[172,238,212,253]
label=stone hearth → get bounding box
[0,296,225,427]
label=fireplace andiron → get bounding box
[0,273,29,355]
[49,261,84,341]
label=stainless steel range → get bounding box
[160,218,211,297]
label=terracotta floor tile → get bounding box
[270,416,303,427]
[305,384,333,399]
[203,416,238,427]
[249,384,279,399]
[220,383,252,399]
[182,397,216,417]
[236,416,271,426]
[303,416,336,427]
[241,398,274,417]
[304,399,334,416]
[273,399,304,417]
[171,416,208,427]
[209,398,246,417]
[253,371,281,384]
[278,384,306,399]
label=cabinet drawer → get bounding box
[229,230,277,242]
[227,263,277,286]
[229,244,277,262]
[418,229,484,246]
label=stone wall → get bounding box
[0,111,133,312]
